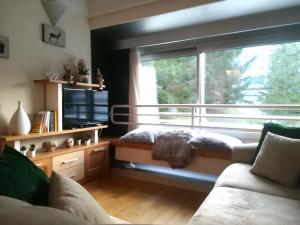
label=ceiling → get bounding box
[88,0,300,32]
[91,0,300,39]
[88,0,158,18]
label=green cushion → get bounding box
[0,145,49,206]
[252,123,300,163]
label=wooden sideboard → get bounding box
[30,141,110,182]
[0,126,110,183]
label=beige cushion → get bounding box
[0,206,88,225]
[250,132,300,187]
[0,196,32,209]
[189,187,300,225]
[215,163,300,200]
[49,171,113,225]
[232,143,257,163]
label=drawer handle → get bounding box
[69,173,78,179]
[61,158,78,165]
[35,163,42,166]
[93,148,105,152]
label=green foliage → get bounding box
[29,144,36,152]
[147,49,254,108]
[260,43,300,106]
[150,56,197,105]
[20,146,27,151]
[205,49,254,104]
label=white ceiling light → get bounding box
[41,0,66,25]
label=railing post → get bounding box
[191,106,195,128]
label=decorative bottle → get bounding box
[8,101,31,135]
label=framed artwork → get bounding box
[0,35,9,58]
[42,24,65,47]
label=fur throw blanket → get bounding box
[152,130,193,168]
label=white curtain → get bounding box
[128,48,140,131]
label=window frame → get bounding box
[137,25,300,140]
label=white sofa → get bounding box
[189,144,300,225]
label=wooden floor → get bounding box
[84,175,207,225]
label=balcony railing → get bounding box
[110,104,300,131]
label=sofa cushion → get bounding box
[250,132,300,187]
[0,145,49,205]
[0,206,88,225]
[49,171,113,225]
[188,186,300,225]
[215,163,300,200]
[252,122,300,163]
[0,196,32,209]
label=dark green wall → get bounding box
[91,31,129,136]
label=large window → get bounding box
[139,41,300,129]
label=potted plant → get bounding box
[84,135,91,145]
[28,144,36,157]
[77,58,90,83]
[20,146,27,156]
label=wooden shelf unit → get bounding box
[0,125,108,142]
[29,140,110,180]
[28,140,110,161]
[34,79,106,89]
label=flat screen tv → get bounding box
[63,88,108,129]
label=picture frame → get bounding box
[0,35,9,58]
[42,24,65,47]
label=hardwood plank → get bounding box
[84,175,207,225]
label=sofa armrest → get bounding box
[232,143,257,164]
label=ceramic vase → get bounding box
[8,101,31,135]
[20,150,27,156]
[27,150,36,157]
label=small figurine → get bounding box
[96,67,105,91]
[46,71,60,80]
[66,137,74,148]
[62,64,74,82]
[42,141,57,152]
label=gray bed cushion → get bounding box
[191,132,242,150]
[120,128,156,143]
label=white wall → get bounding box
[0,0,90,135]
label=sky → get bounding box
[238,45,273,77]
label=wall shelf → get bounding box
[0,125,108,142]
[34,79,105,89]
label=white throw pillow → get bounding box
[250,132,300,187]
[49,172,113,225]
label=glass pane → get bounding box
[140,55,197,124]
[203,42,300,128]
[141,55,197,105]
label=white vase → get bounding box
[8,101,31,135]
[28,150,36,157]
